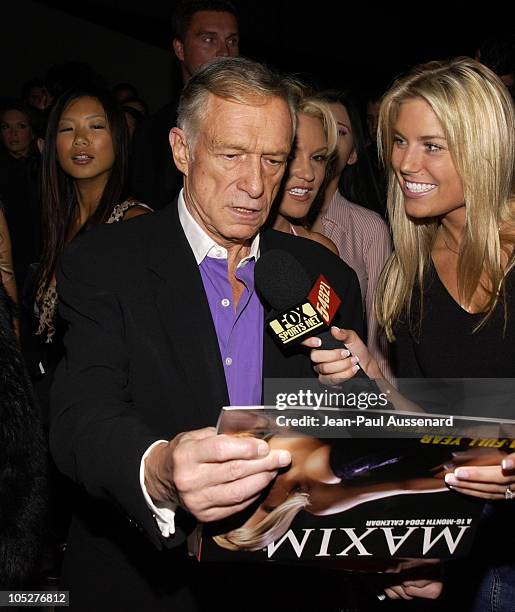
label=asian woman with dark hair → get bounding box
[35,88,152,343]
[33,88,153,583]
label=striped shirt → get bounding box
[314,191,394,381]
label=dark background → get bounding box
[3,1,509,112]
[33,0,511,93]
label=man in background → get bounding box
[130,0,240,210]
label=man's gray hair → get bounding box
[177,56,297,148]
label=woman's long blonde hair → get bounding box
[376,57,515,340]
[297,97,338,160]
[213,491,309,552]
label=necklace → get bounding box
[440,228,461,255]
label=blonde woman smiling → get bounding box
[305,58,515,609]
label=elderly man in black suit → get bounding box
[51,57,392,610]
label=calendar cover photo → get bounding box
[191,405,515,563]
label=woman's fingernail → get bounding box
[341,349,350,358]
[313,337,322,347]
[351,365,360,373]
[351,355,360,365]
[445,473,458,486]
[331,326,341,332]
[503,459,515,471]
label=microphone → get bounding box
[254,249,367,377]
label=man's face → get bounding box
[174,11,239,82]
[171,94,293,248]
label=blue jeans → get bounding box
[470,565,515,612]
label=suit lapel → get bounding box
[145,202,229,424]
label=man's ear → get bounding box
[173,38,184,61]
[347,148,358,166]
[170,127,190,175]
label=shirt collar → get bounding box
[178,190,260,267]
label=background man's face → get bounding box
[179,94,293,247]
[174,11,239,82]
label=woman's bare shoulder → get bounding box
[122,204,153,220]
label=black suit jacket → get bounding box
[50,202,364,611]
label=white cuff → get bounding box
[140,440,177,538]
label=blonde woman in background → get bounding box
[272,96,339,254]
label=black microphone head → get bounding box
[254,249,311,310]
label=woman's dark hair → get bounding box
[122,104,145,128]
[316,90,385,216]
[112,82,139,100]
[0,99,34,121]
[45,62,105,101]
[122,96,149,116]
[36,88,129,301]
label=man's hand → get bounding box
[144,427,291,522]
[384,579,443,601]
[383,559,443,601]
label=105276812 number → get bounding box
[0,591,69,607]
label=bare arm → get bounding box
[307,477,447,516]
[0,209,19,335]
[122,204,153,220]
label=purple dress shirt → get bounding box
[199,256,263,406]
